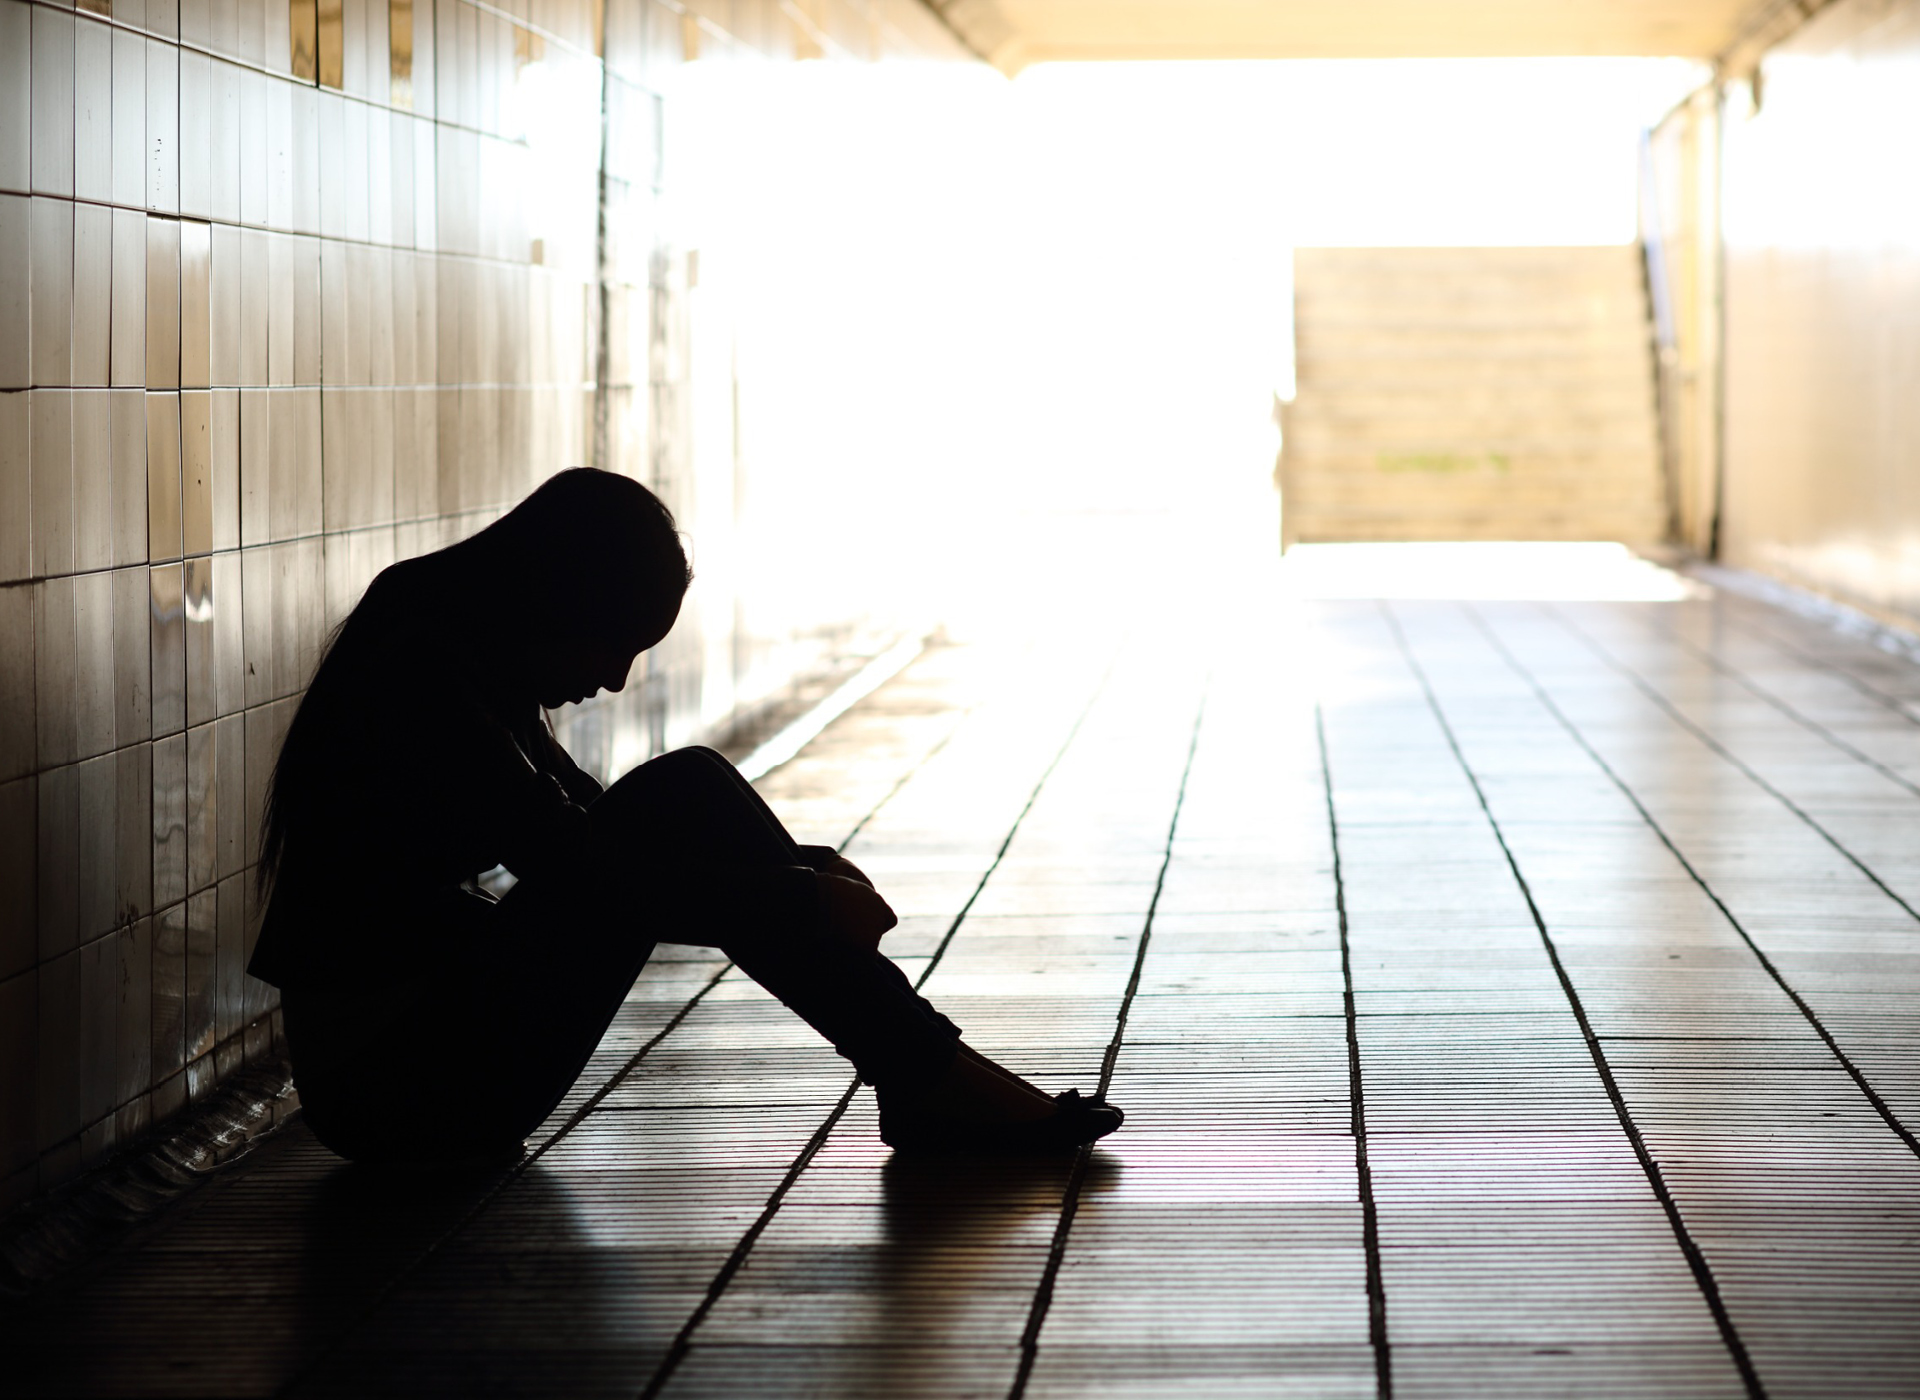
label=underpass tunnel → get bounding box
[4,0,1920,1391]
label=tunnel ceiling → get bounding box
[930,0,1771,70]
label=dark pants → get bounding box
[287,747,960,1162]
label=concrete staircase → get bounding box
[1278,246,1668,545]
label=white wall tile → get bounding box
[316,89,345,241]
[290,82,319,236]
[367,102,391,246]
[72,388,112,572]
[145,217,180,391]
[237,226,267,386]
[149,566,185,739]
[143,39,179,215]
[109,208,146,387]
[265,74,292,231]
[181,388,212,556]
[209,60,240,226]
[146,389,181,563]
[29,198,74,388]
[290,233,320,384]
[30,389,74,580]
[111,28,146,209]
[31,7,76,199]
[74,753,119,946]
[179,50,212,220]
[210,552,243,717]
[110,563,151,745]
[237,387,267,546]
[34,577,78,770]
[73,16,113,205]
[71,202,110,388]
[209,223,240,386]
[0,194,29,389]
[262,0,289,75]
[209,389,238,550]
[342,96,369,242]
[73,570,114,761]
[108,389,147,566]
[265,231,293,385]
[180,220,211,389]
[238,67,267,228]
[0,0,32,196]
[0,390,29,583]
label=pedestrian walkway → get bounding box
[6,569,1920,1399]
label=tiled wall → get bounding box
[1714,0,1920,620]
[0,0,970,1208]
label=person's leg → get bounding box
[593,748,1115,1139]
[590,749,1108,1144]
[288,893,661,1162]
[589,746,964,1095]
[589,745,800,864]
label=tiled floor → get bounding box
[7,581,1920,1399]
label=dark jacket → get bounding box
[248,556,820,992]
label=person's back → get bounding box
[251,555,600,994]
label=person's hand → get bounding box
[820,854,874,888]
[817,873,896,951]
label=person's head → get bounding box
[461,468,692,708]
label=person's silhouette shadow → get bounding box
[866,1150,1125,1375]
[289,1156,641,1398]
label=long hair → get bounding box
[257,470,690,902]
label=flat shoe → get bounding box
[880,1088,1125,1155]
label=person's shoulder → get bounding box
[363,554,434,609]
[345,555,452,649]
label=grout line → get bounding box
[835,699,977,853]
[907,0,996,64]
[1382,601,1768,1400]
[1473,606,1920,1161]
[1549,604,1920,929]
[637,657,1120,1400]
[1711,597,1920,729]
[634,1073,864,1400]
[1315,703,1392,1400]
[1640,611,1920,801]
[1684,560,1920,668]
[1005,679,1209,1400]
[910,661,1118,997]
[735,633,929,783]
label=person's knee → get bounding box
[648,745,740,793]
[607,745,725,799]
[644,745,727,775]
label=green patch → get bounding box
[1376,452,1511,475]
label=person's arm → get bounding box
[794,844,875,888]
[641,858,896,952]
[476,723,893,947]
[449,707,596,887]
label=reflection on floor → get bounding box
[7,576,1920,1399]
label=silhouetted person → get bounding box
[250,469,1123,1160]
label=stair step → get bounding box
[1281,245,1663,545]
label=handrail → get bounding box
[1638,131,1678,353]
[1638,128,1682,543]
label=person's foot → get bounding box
[920,1046,1058,1124]
[877,1043,1125,1153]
